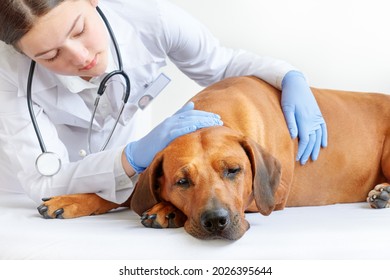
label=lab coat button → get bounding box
[79,149,87,157]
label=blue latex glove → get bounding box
[125,102,223,173]
[281,70,327,165]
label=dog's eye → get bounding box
[175,178,190,188]
[224,167,241,179]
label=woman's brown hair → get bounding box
[0,0,66,47]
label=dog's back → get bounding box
[192,76,390,207]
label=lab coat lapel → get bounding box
[17,56,98,129]
[52,85,100,129]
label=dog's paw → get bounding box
[141,202,186,229]
[37,193,119,219]
[367,183,390,209]
[37,196,82,219]
[37,197,65,219]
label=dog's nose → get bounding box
[201,209,230,232]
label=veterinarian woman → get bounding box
[0,0,327,204]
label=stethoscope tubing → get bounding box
[27,60,46,153]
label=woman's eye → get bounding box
[73,23,86,38]
[46,51,60,62]
[75,28,84,38]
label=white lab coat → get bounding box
[0,0,295,204]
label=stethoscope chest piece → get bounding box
[35,152,62,176]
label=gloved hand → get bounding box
[281,70,328,165]
[125,102,223,173]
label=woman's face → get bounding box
[18,0,109,79]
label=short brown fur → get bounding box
[39,76,390,240]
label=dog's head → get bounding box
[131,126,281,240]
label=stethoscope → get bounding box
[27,7,131,177]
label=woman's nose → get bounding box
[66,42,89,66]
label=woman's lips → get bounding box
[80,55,98,71]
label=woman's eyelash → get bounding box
[74,24,86,38]
[46,50,60,62]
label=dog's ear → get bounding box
[240,137,281,216]
[130,153,163,216]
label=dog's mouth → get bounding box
[185,211,249,240]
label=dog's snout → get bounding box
[201,209,230,232]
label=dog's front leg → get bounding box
[367,183,390,208]
[140,201,187,228]
[37,193,123,219]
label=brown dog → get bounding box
[38,76,390,240]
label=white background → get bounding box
[148,0,390,126]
